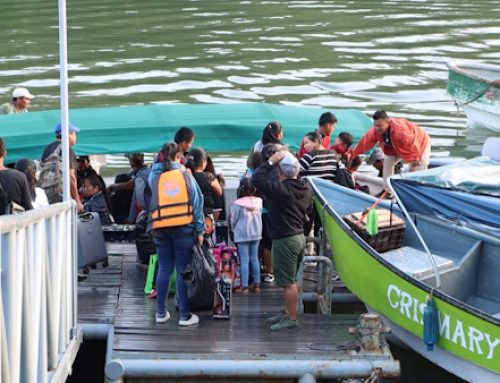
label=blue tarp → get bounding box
[391,157,500,238]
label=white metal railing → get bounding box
[1,202,81,383]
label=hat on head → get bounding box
[366,147,384,165]
[55,122,80,135]
[279,152,300,178]
[12,87,34,99]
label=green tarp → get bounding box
[0,103,371,163]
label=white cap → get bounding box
[279,152,300,178]
[366,147,384,165]
[12,87,34,99]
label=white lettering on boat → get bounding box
[386,284,500,360]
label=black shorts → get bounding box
[261,213,272,250]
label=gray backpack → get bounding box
[39,145,63,204]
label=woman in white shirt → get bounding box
[15,158,49,209]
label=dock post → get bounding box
[297,255,333,314]
[299,373,317,383]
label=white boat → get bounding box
[447,61,500,132]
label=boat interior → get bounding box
[317,181,500,320]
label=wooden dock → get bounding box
[77,244,399,382]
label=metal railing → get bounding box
[1,202,82,383]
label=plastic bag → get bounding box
[181,244,216,309]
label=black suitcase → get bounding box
[77,212,108,272]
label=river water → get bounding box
[1,1,498,381]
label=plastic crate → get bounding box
[344,209,406,253]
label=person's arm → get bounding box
[349,128,378,159]
[229,205,239,232]
[19,176,33,211]
[186,173,205,244]
[70,168,83,211]
[108,179,134,192]
[211,177,223,197]
[299,153,313,175]
[252,162,273,197]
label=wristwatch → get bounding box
[268,160,274,166]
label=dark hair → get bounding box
[319,112,337,126]
[126,153,145,169]
[84,174,103,190]
[304,131,322,144]
[0,138,5,158]
[76,155,90,162]
[373,110,389,120]
[261,143,281,162]
[338,132,354,148]
[15,158,36,200]
[205,155,225,187]
[237,177,256,198]
[350,156,362,169]
[114,173,131,183]
[174,127,195,145]
[249,151,262,170]
[160,141,180,171]
[261,121,282,145]
[185,148,207,172]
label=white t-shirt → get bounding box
[32,187,49,209]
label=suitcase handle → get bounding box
[79,212,94,222]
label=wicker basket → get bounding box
[344,209,406,253]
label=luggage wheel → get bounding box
[83,266,90,274]
[90,264,97,269]
[102,260,109,268]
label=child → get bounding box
[83,174,112,225]
[230,178,263,294]
[330,132,354,158]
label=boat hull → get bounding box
[447,61,500,132]
[310,179,500,382]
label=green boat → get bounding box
[447,61,500,131]
[310,177,500,382]
[0,103,371,163]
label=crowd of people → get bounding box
[0,90,432,330]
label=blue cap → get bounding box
[55,122,80,135]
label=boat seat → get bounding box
[380,246,455,280]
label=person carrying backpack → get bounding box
[147,141,204,326]
[40,122,83,211]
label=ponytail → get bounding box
[261,121,282,145]
[160,141,180,171]
[185,148,207,172]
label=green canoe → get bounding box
[310,178,500,383]
[0,103,371,163]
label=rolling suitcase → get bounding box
[77,212,108,273]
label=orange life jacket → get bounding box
[149,169,193,229]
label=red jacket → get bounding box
[351,118,430,162]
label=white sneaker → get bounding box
[179,314,199,326]
[264,273,275,283]
[156,311,170,323]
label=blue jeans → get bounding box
[153,225,195,319]
[237,240,260,288]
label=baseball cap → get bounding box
[55,122,80,134]
[12,87,34,99]
[366,148,384,165]
[279,152,300,178]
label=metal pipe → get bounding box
[58,0,71,202]
[387,177,441,288]
[105,359,400,380]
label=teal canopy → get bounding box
[0,103,371,163]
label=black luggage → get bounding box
[135,210,156,264]
[77,212,108,273]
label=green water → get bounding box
[1,2,498,380]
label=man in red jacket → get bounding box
[348,110,431,182]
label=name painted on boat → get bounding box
[386,284,500,360]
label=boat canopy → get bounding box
[0,103,371,163]
[391,157,500,236]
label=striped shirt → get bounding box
[299,149,340,182]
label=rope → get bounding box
[454,80,499,109]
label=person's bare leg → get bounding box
[262,247,273,273]
[284,283,298,321]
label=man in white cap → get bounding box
[366,147,385,178]
[0,87,35,114]
[252,151,313,331]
